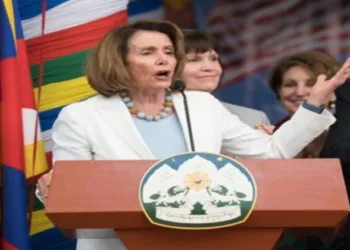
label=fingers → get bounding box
[344,57,350,67]
[255,124,275,135]
[37,170,54,203]
[38,170,53,188]
[332,58,350,85]
[345,66,350,79]
[336,60,350,77]
[316,74,327,84]
[311,58,350,104]
[339,57,350,73]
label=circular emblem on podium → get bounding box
[139,152,257,230]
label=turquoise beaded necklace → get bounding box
[121,91,174,121]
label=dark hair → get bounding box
[86,20,185,97]
[269,50,341,94]
[182,29,219,54]
[182,29,223,91]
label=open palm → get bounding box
[308,57,350,107]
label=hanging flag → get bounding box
[20,0,128,249]
[1,0,48,249]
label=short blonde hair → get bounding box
[86,20,185,96]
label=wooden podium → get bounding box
[45,159,349,250]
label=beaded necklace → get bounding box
[120,91,174,121]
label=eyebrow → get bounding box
[139,45,174,51]
[187,51,218,56]
[283,77,315,82]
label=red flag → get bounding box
[0,0,43,249]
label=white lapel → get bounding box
[95,95,154,158]
[172,93,192,152]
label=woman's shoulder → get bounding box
[174,90,219,103]
[172,91,223,113]
[58,94,115,118]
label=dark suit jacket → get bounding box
[321,80,350,186]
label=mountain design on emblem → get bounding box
[140,154,256,228]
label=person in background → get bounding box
[321,79,350,188]
[267,50,342,158]
[320,80,350,250]
[267,51,343,249]
[181,29,270,127]
[37,20,349,250]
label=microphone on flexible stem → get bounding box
[172,80,196,152]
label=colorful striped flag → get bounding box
[20,0,128,249]
[1,0,30,249]
[1,0,49,249]
[2,1,162,249]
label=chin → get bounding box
[286,106,298,114]
[154,81,172,89]
[200,83,217,92]
[283,101,302,114]
[201,87,216,93]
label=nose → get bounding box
[201,59,214,72]
[295,83,308,96]
[156,52,169,65]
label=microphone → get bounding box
[172,80,185,91]
[172,80,195,152]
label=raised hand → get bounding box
[307,57,350,107]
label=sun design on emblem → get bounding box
[184,171,212,191]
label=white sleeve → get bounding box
[217,97,336,159]
[36,104,93,204]
[52,104,93,164]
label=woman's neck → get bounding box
[128,88,167,115]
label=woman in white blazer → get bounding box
[37,20,350,250]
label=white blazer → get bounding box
[221,102,270,127]
[51,91,335,250]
